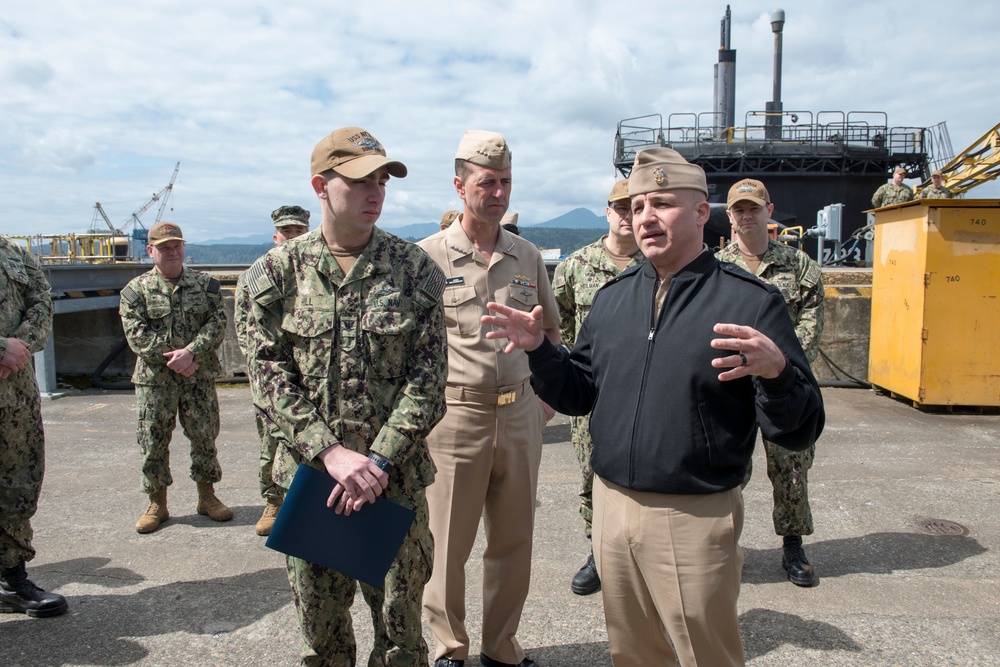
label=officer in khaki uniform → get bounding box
[552,179,644,597]
[418,131,560,667]
[245,126,448,667]
[0,236,68,618]
[234,205,310,536]
[120,221,232,534]
[718,178,824,587]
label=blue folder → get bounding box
[265,463,416,588]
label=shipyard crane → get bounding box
[89,161,180,236]
[918,122,1000,196]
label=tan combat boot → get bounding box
[135,487,168,534]
[196,482,234,522]
[255,497,283,536]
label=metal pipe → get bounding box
[765,8,785,139]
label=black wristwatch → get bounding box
[367,451,393,471]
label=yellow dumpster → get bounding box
[868,199,1000,407]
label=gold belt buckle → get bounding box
[497,390,517,406]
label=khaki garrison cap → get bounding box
[456,130,512,170]
[147,221,184,246]
[608,179,630,203]
[311,126,407,179]
[727,179,771,208]
[628,147,708,197]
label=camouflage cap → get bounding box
[727,179,770,208]
[147,221,184,246]
[628,147,708,197]
[608,179,630,203]
[456,130,511,170]
[440,210,460,229]
[271,205,311,229]
[893,167,907,175]
[311,126,407,179]
[931,169,944,177]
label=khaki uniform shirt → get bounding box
[245,228,448,491]
[717,239,824,362]
[552,235,643,347]
[418,222,559,390]
[119,268,226,385]
[0,237,52,408]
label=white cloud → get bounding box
[1,0,997,242]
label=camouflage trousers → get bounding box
[742,439,815,537]
[135,380,222,494]
[0,399,45,569]
[570,414,594,539]
[253,409,285,501]
[287,491,432,667]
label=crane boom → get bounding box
[126,161,180,230]
[921,122,1000,196]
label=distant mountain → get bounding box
[529,207,605,229]
[199,209,605,244]
[383,222,440,241]
[203,233,274,245]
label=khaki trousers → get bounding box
[593,476,745,667]
[423,383,543,663]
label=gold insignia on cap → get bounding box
[654,167,666,186]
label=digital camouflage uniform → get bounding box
[717,239,824,537]
[871,182,914,208]
[119,268,227,494]
[0,237,52,570]
[245,227,447,667]
[235,274,285,501]
[551,236,643,539]
[920,184,953,199]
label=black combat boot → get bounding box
[0,562,69,618]
[571,550,601,595]
[781,535,818,587]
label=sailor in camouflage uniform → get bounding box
[718,179,824,587]
[234,205,310,536]
[920,169,953,199]
[245,127,447,667]
[871,167,915,208]
[552,179,643,597]
[0,236,68,618]
[119,221,232,534]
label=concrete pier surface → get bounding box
[2,386,998,666]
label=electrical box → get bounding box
[868,199,1000,407]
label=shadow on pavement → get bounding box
[743,531,987,585]
[0,558,288,667]
[741,608,863,659]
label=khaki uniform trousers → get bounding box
[593,476,745,667]
[423,380,544,663]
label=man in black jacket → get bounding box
[483,147,824,667]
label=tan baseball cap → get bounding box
[628,147,708,197]
[608,179,630,203]
[310,127,407,179]
[727,179,770,208]
[147,221,184,246]
[931,169,944,177]
[893,167,907,176]
[456,130,511,170]
[440,210,460,228]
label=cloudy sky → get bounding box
[2,1,996,242]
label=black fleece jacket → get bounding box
[527,249,825,495]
